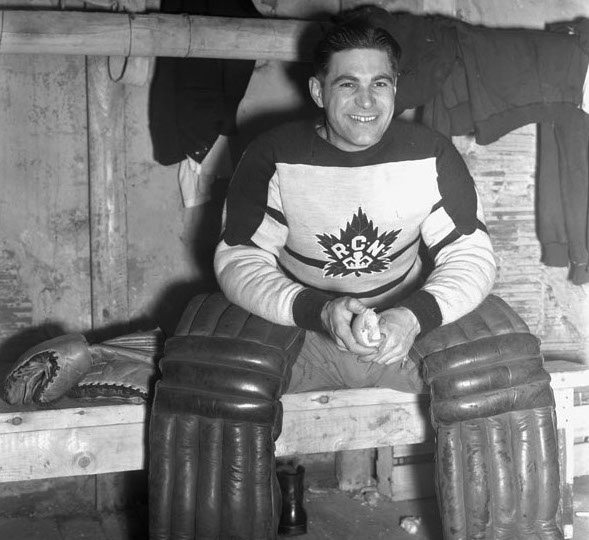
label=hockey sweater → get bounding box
[214,118,496,334]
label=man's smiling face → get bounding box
[309,48,397,152]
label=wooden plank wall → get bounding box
[0,53,92,364]
[455,129,588,359]
[0,0,588,368]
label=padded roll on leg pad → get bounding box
[436,407,562,539]
[413,295,563,540]
[148,293,305,540]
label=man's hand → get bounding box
[357,307,421,365]
[320,297,379,355]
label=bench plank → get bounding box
[0,364,585,484]
[0,423,146,482]
[277,389,433,456]
[0,402,146,435]
[547,360,589,388]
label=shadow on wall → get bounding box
[233,60,318,160]
[0,188,225,364]
[147,61,321,338]
[148,186,228,339]
[233,17,328,155]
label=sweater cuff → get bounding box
[541,242,568,267]
[292,289,334,333]
[571,262,589,285]
[396,290,442,336]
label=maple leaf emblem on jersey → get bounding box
[316,208,400,277]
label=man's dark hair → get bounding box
[312,9,402,78]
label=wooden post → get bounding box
[85,9,130,511]
[0,10,321,61]
[86,56,134,514]
[86,55,129,335]
[335,449,375,492]
[85,0,157,509]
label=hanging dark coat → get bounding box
[148,0,258,166]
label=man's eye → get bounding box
[340,82,354,88]
[374,81,390,88]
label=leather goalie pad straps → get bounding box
[148,292,305,540]
[415,295,563,539]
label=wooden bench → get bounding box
[0,361,587,538]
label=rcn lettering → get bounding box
[329,235,388,270]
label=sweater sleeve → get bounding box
[419,194,496,325]
[214,134,331,329]
[215,240,303,326]
[398,137,496,332]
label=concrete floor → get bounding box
[0,476,587,539]
[299,476,589,540]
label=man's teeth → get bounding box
[350,115,377,122]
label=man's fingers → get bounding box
[321,297,385,354]
[349,342,380,356]
[359,338,408,365]
[360,351,406,365]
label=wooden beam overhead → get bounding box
[0,10,323,61]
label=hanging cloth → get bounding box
[148,0,258,166]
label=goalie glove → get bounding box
[2,334,93,406]
[2,328,163,406]
[69,329,163,404]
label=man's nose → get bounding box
[355,87,375,108]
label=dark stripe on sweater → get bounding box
[278,260,417,299]
[284,246,325,268]
[429,222,489,259]
[266,206,287,227]
[430,200,443,213]
[428,229,461,260]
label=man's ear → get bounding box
[309,76,324,108]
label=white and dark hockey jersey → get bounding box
[214,118,496,334]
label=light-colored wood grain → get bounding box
[280,387,425,410]
[574,405,589,441]
[0,423,147,482]
[0,364,585,483]
[278,393,432,456]
[0,53,91,359]
[0,403,147,435]
[547,361,589,389]
[0,11,319,61]
[87,56,129,331]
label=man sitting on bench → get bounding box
[149,8,563,540]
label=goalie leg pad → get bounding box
[148,293,304,540]
[436,407,561,540]
[414,295,563,540]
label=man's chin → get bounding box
[327,124,387,151]
[351,122,388,140]
[348,132,384,150]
